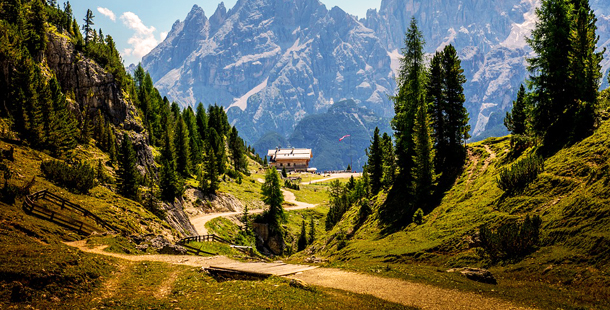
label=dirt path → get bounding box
[482,144,497,172]
[307,173,361,184]
[66,240,531,310]
[289,269,533,310]
[189,188,316,235]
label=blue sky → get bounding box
[70,0,381,66]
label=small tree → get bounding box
[261,168,285,233]
[82,9,95,45]
[281,166,287,178]
[298,219,307,251]
[308,216,315,244]
[117,134,139,199]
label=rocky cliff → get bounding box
[44,31,155,175]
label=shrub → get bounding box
[40,160,97,193]
[412,208,424,225]
[479,215,542,262]
[283,180,300,190]
[496,154,544,194]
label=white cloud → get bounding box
[97,7,116,22]
[120,12,158,58]
[160,31,168,42]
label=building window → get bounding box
[288,163,291,167]
[280,163,283,167]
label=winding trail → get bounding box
[190,188,316,235]
[66,240,533,310]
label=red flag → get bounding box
[339,135,350,141]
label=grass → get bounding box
[183,241,242,256]
[20,261,410,310]
[284,184,330,204]
[283,120,610,309]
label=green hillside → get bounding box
[286,118,610,309]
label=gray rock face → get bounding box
[44,32,156,174]
[143,0,610,147]
[143,0,394,144]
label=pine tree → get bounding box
[411,96,437,209]
[567,0,604,139]
[427,51,447,169]
[26,0,48,59]
[117,133,139,199]
[381,132,396,189]
[366,127,383,195]
[442,44,469,161]
[262,168,285,233]
[308,216,315,244]
[82,9,95,45]
[392,17,426,190]
[202,141,219,194]
[183,107,202,167]
[298,219,307,251]
[527,0,573,146]
[160,127,182,201]
[48,77,77,155]
[208,127,225,175]
[107,125,118,164]
[229,126,245,171]
[174,115,191,176]
[504,85,528,135]
[196,102,208,142]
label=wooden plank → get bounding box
[208,263,318,276]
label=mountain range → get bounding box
[142,0,610,169]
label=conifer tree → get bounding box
[366,127,383,195]
[202,142,219,194]
[298,219,307,251]
[427,51,447,169]
[392,17,426,189]
[196,102,208,141]
[107,125,118,164]
[174,115,191,176]
[26,0,47,58]
[48,77,77,155]
[381,132,396,189]
[160,127,182,201]
[504,85,528,136]
[229,126,245,171]
[262,168,285,234]
[183,107,202,166]
[527,0,573,145]
[308,216,315,244]
[117,133,139,199]
[442,44,469,161]
[568,0,604,138]
[82,9,95,45]
[208,127,225,175]
[411,96,437,209]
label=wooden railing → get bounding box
[178,234,230,245]
[23,189,116,234]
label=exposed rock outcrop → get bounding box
[161,198,198,238]
[447,267,497,284]
[44,31,155,175]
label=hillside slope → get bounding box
[297,119,610,309]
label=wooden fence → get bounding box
[23,189,116,234]
[178,234,230,245]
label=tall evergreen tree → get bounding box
[82,9,95,45]
[411,96,437,209]
[442,44,469,160]
[48,77,77,155]
[427,51,447,169]
[229,126,245,171]
[527,0,573,145]
[261,168,285,233]
[201,141,219,194]
[208,127,225,175]
[183,107,202,166]
[308,216,315,244]
[366,127,383,195]
[381,132,396,189]
[392,17,426,188]
[160,127,182,201]
[297,219,307,251]
[567,0,604,138]
[174,115,191,176]
[195,102,208,142]
[504,85,528,136]
[26,0,47,58]
[117,134,139,199]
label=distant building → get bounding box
[267,148,312,172]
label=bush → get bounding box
[40,160,97,193]
[479,215,542,262]
[283,180,300,190]
[412,208,424,225]
[496,154,544,194]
